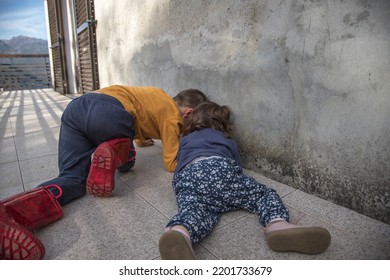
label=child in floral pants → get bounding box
[159,102,331,259]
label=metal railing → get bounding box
[0,54,52,91]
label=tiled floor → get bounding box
[0,88,389,260]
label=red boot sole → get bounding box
[0,215,45,260]
[87,144,116,197]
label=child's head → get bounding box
[174,88,209,127]
[174,88,209,108]
[183,101,232,137]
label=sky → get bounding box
[0,0,48,40]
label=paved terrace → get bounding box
[0,89,389,260]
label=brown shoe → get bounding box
[266,227,331,255]
[159,230,195,260]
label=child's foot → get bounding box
[0,202,45,260]
[87,138,131,197]
[159,229,195,260]
[87,142,117,196]
[264,220,331,255]
[117,141,136,172]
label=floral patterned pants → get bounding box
[167,157,289,243]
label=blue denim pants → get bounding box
[167,157,289,243]
[40,93,135,205]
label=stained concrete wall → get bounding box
[94,0,390,224]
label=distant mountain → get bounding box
[0,36,48,54]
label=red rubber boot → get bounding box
[87,138,131,197]
[0,185,63,259]
[0,201,45,260]
[117,140,136,172]
[3,185,63,231]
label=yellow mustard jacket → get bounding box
[97,85,183,172]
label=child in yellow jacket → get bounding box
[0,85,208,260]
[97,85,196,172]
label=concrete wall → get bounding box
[94,0,390,224]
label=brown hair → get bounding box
[183,101,232,137]
[173,88,209,108]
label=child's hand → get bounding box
[137,138,154,147]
